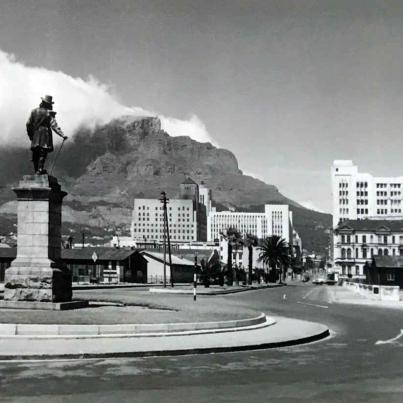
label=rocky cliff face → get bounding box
[0,115,331,252]
[51,115,288,209]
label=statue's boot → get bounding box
[32,150,40,174]
[33,159,40,175]
[38,156,47,175]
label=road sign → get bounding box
[92,251,98,263]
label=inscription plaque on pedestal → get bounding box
[4,175,72,302]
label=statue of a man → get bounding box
[26,95,68,174]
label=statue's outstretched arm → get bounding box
[50,116,67,139]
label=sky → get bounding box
[1,0,403,213]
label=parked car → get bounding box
[312,277,326,285]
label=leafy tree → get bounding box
[221,227,242,286]
[243,233,258,285]
[206,249,223,285]
[258,236,290,283]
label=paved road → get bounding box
[2,284,403,402]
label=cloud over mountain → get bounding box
[0,49,215,147]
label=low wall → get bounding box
[344,281,400,302]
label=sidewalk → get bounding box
[327,286,403,309]
[0,316,329,360]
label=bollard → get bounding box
[194,255,197,302]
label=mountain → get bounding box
[0,116,331,253]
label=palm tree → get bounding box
[244,233,258,285]
[258,235,290,283]
[221,227,242,286]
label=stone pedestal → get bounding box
[4,175,72,302]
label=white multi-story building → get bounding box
[332,160,403,227]
[208,204,292,243]
[131,199,197,242]
[131,178,207,243]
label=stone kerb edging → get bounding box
[0,313,274,338]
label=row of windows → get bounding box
[138,212,191,217]
[340,247,401,259]
[340,234,403,244]
[137,217,192,222]
[340,208,349,214]
[356,182,368,188]
[377,199,387,205]
[391,209,402,214]
[134,223,193,227]
[375,183,402,189]
[357,199,368,205]
[376,191,387,196]
[134,228,193,234]
[137,206,191,211]
[339,191,349,196]
[339,198,349,205]
[341,266,361,276]
[339,182,349,188]
[357,209,368,215]
[377,209,388,214]
[138,236,193,241]
[357,191,368,197]
[391,191,401,196]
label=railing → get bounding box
[344,281,400,302]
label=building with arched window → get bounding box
[334,219,403,280]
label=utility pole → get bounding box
[160,192,174,287]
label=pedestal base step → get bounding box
[0,300,89,311]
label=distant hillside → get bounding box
[0,116,331,253]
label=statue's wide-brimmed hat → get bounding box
[41,95,54,104]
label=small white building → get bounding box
[141,251,198,283]
[217,236,267,271]
[110,236,137,248]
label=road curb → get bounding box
[0,325,330,361]
[0,313,270,337]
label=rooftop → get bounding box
[141,251,197,267]
[336,219,403,233]
[181,177,197,185]
[373,255,403,268]
[0,247,141,261]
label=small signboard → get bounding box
[92,251,98,263]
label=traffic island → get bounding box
[0,314,330,360]
[149,283,285,295]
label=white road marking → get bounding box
[297,301,329,309]
[375,330,403,345]
[302,289,316,300]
